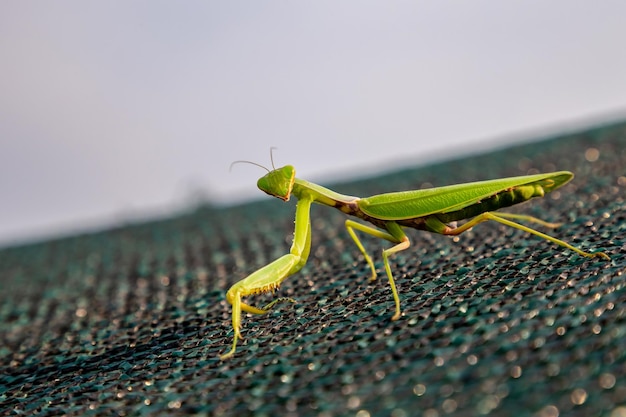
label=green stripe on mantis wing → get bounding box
[358,171,573,220]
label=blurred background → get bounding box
[1,1,626,247]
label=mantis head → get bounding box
[257,165,296,201]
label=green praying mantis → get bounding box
[220,154,610,359]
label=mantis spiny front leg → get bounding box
[220,195,313,359]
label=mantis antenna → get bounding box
[269,146,278,170]
[229,160,270,173]
[229,147,278,172]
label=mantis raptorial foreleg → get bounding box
[220,196,313,360]
[345,220,409,321]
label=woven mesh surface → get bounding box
[1,122,625,416]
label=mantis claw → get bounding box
[262,297,296,311]
[593,251,611,261]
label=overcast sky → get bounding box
[2,1,626,248]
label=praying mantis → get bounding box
[220,155,610,359]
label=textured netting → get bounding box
[1,122,625,417]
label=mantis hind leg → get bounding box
[437,212,610,260]
[345,219,409,320]
[487,212,562,228]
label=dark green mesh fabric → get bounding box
[1,122,625,417]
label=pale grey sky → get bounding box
[2,1,626,247]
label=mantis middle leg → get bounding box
[345,220,410,321]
